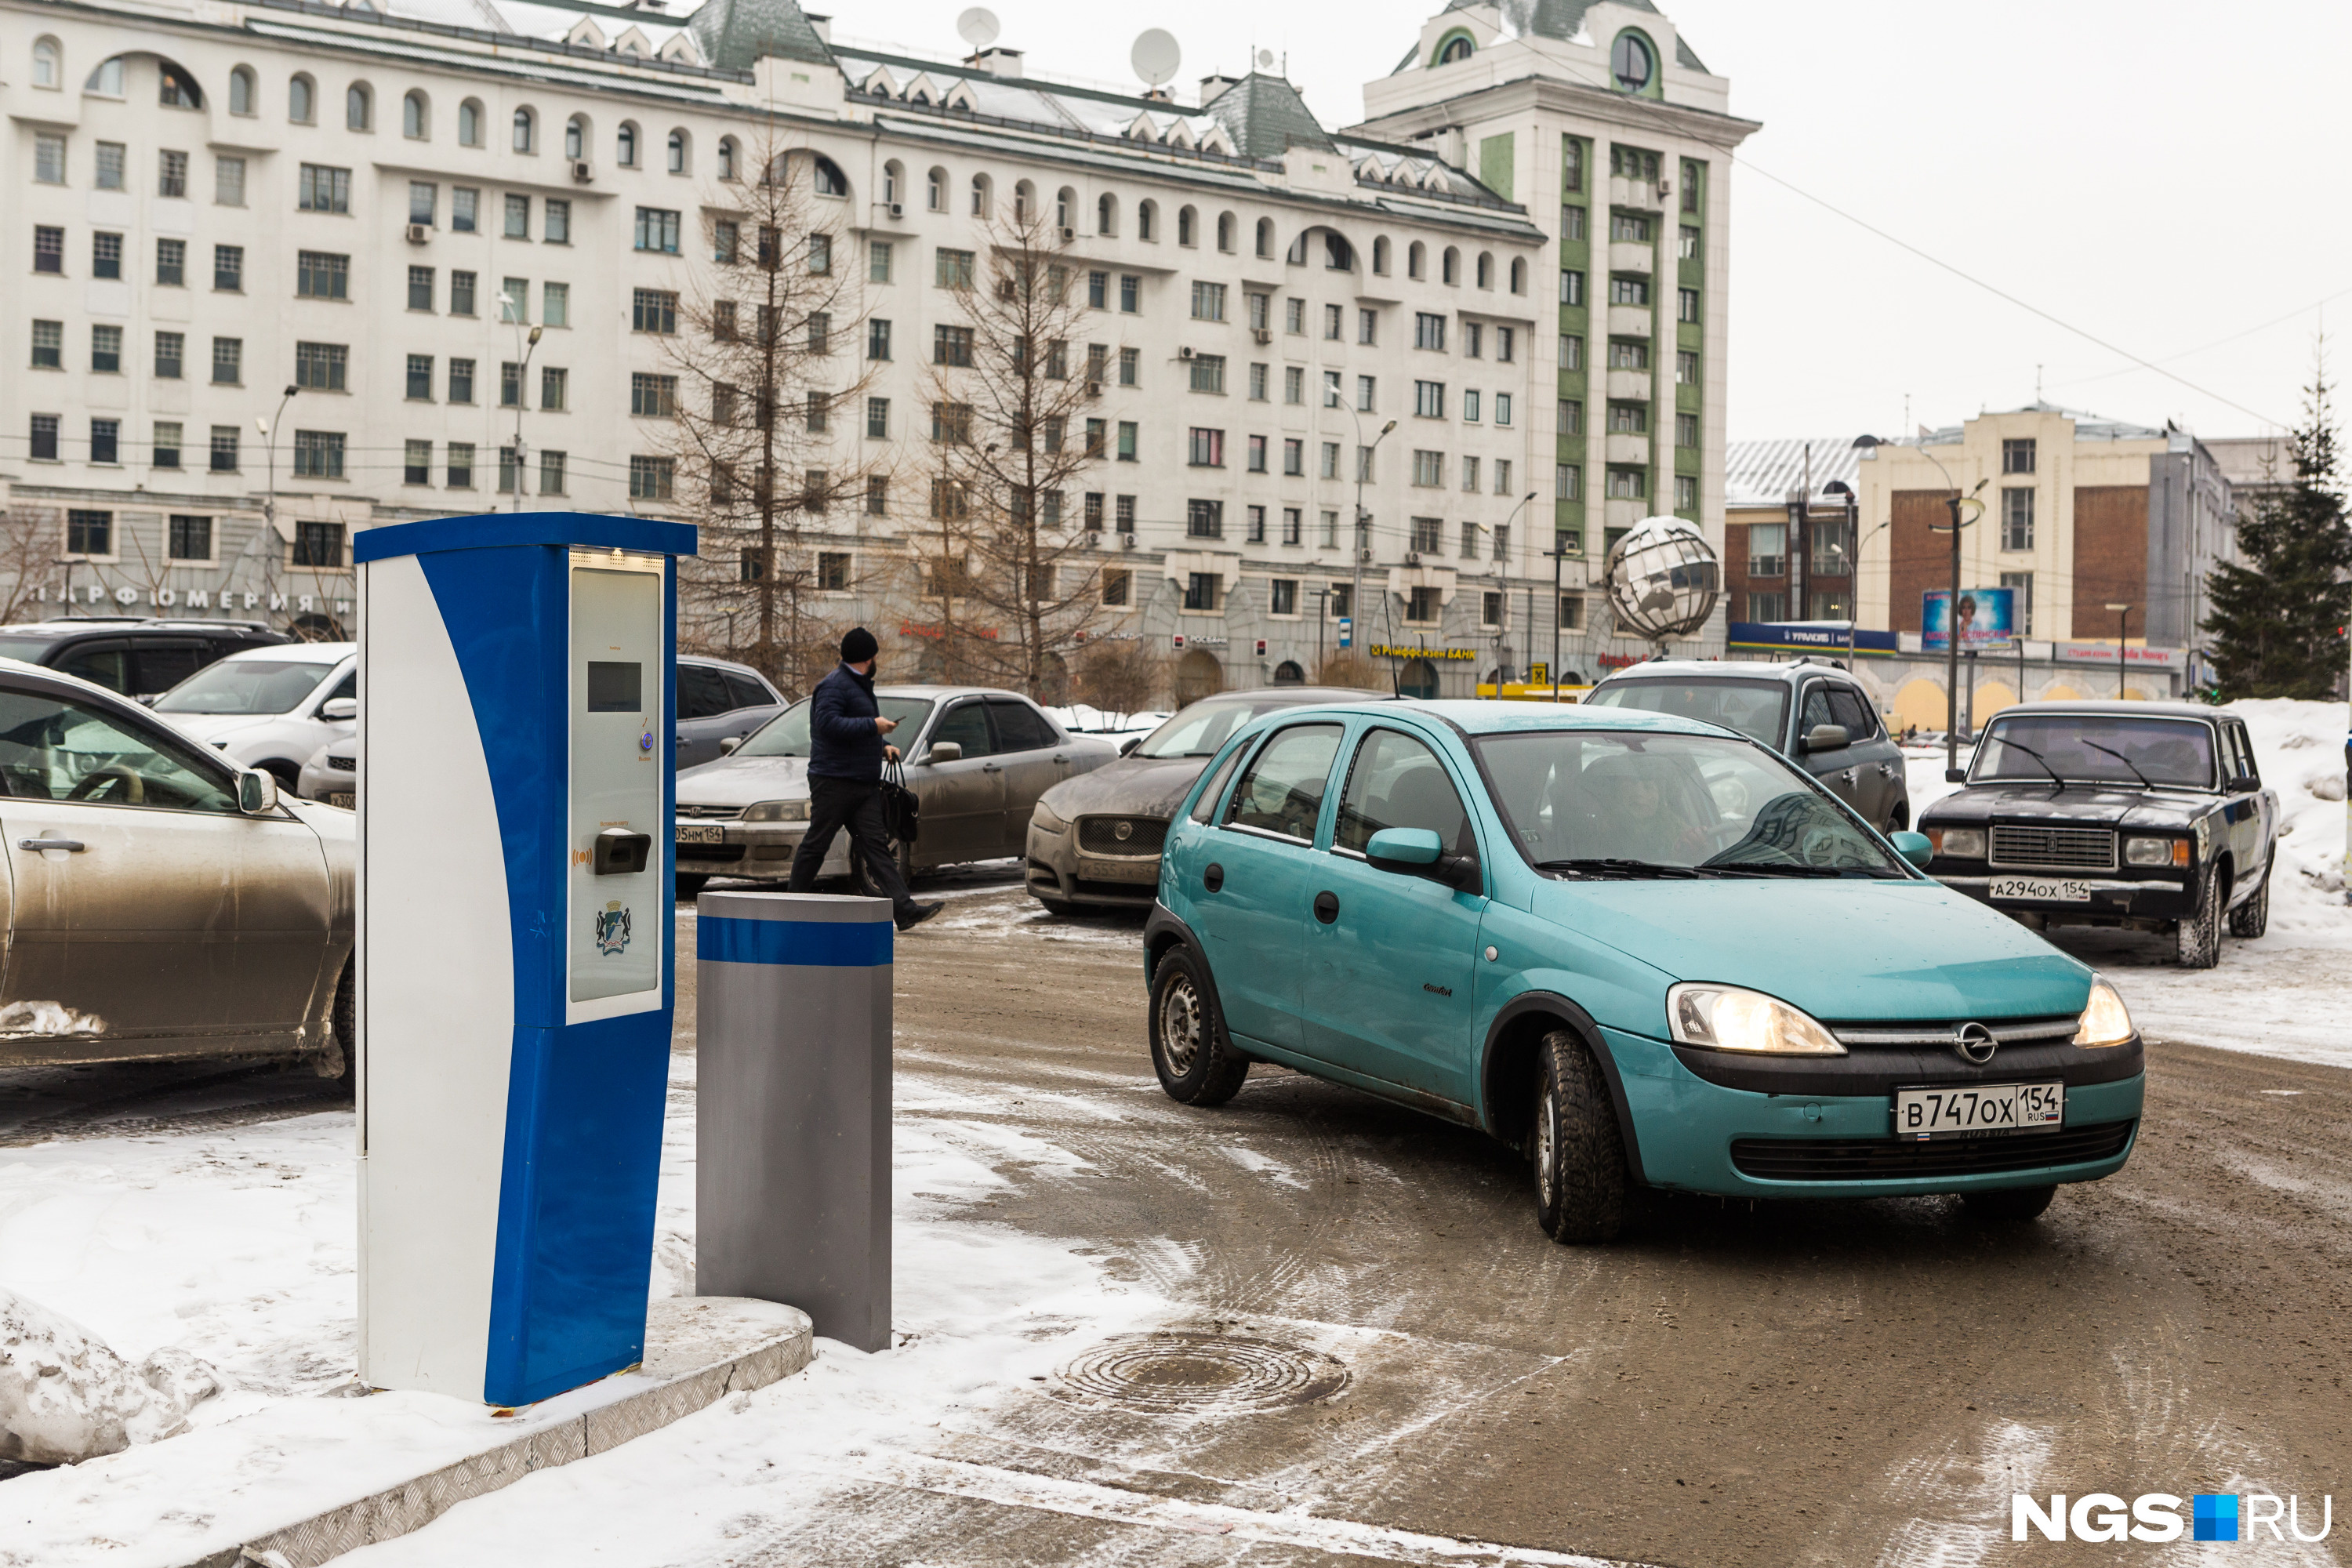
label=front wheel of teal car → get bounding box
[1962,1183,2056,1223]
[1532,1031,1627,1244]
[1150,946,1250,1106]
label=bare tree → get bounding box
[1316,653,1384,690]
[659,131,887,696]
[902,206,1113,699]
[1071,637,1166,721]
[0,508,58,623]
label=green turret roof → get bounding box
[687,0,833,71]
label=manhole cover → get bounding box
[1049,1332,1351,1414]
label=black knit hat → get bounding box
[840,626,879,664]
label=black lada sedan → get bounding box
[1917,701,2278,967]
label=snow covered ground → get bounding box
[1906,698,2351,1067]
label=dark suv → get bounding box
[0,619,292,701]
[1585,657,1911,831]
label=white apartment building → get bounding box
[1,0,1748,695]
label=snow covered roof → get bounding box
[1915,404,2167,448]
[1724,437,1867,509]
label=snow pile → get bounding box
[0,1288,220,1464]
[2232,698,2350,913]
[0,1000,107,1036]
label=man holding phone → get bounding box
[789,627,943,931]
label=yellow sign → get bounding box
[1368,644,1478,660]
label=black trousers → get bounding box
[789,775,917,917]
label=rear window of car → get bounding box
[152,658,339,715]
[0,634,66,662]
[723,671,772,710]
[1140,696,1317,758]
[1585,678,1789,749]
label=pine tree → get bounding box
[2203,364,2352,700]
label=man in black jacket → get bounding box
[789,628,942,931]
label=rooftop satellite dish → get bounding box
[1131,27,1181,89]
[1256,48,1273,69]
[956,5,1000,49]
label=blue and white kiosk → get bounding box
[352,513,695,1407]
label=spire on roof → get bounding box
[1200,72,1334,160]
[686,0,833,71]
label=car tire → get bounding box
[1149,946,1249,1107]
[2227,856,2271,939]
[1531,1029,1627,1244]
[1962,1183,2056,1223]
[316,957,354,1087]
[676,873,709,902]
[262,760,302,792]
[2176,864,2222,968]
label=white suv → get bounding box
[152,642,356,787]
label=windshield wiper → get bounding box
[1536,858,1711,880]
[1989,736,2069,792]
[1701,861,1872,878]
[2079,739,2154,791]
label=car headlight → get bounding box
[2071,977,2135,1047]
[2124,836,2189,867]
[741,800,810,823]
[1031,800,1069,833]
[1926,826,1985,858]
[1666,984,1846,1056]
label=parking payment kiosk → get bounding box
[353,513,695,1406]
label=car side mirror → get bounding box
[1890,829,1935,869]
[1120,736,1142,756]
[924,741,962,764]
[136,693,159,707]
[320,697,358,721]
[237,768,279,816]
[1944,767,1969,784]
[2227,773,2259,793]
[1801,724,1849,753]
[1366,826,1443,868]
[719,736,741,755]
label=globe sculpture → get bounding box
[1604,516,1721,655]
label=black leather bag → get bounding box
[878,758,920,846]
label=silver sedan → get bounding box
[674,684,1119,894]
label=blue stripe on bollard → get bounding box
[701,916,894,968]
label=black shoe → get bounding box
[895,901,945,932]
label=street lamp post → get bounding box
[257,383,299,621]
[1831,517,1892,666]
[1345,413,1399,676]
[1855,434,1985,779]
[1490,489,1540,697]
[2105,601,2133,698]
[503,305,545,513]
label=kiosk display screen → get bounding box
[568,560,664,1007]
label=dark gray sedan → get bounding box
[1023,688,1394,913]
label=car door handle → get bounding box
[20,838,85,852]
[1203,862,1224,892]
[1313,890,1339,924]
[982,763,1003,773]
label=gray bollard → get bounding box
[695,890,893,1352]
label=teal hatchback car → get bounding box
[1141,702,2144,1243]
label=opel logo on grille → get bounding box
[1113,820,1134,842]
[1955,1022,1998,1065]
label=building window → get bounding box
[1674,474,1697,511]
[1185,499,1224,539]
[630,456,675,500]
[1116,422,1138,461]
[404,354,434,400]
[544,199,570,245]
[295,341,347,391]
[212,337,242,384]
[67,509,113,554]
[1283,507,1303,546]
[1406,586,1440,623]
[1607,401,1647,434]
[633,207,680,253]
[294,521,346,566]
[1188,355,1226,394]
[452,188,478,233]
[1412,450,1443,488]
[158,149,187,198]
[935,248,975,289]
[152,423,183,468]
[1608,275,1650,307]
[1410,517,1443,554]
[298,163,350,212]
[1606,466,1646,499]
[866,397,890,438]
[1116,495,1137,533]
[210,426,238,472]
[1677,288,1701,324]
[296,251,349,299]
[1676,412,1700,448]
[91,325,122,373]
[1247,504,1267,543]
[1183,572,1219,612]
[96,140,125,191]
[631,372,677,417]
[162,514,212,561]
[93,232,123,280]
[2000,571,2035,633]
[34,227,64,274]
[403,441,433,485]
[1676,350,1700,386]
[1561,270,1584,307]
[1120,347,1141,387]
[1272,579,1298,615]
[1679,225,1700,261]
[1247,436,1268,474]
[2003,438,2037,474]
[448,358,474,403]
[1461,456,1482,492]
[445,441,474,488]
[1188,428,1225,468]
[292,431,345,480]
[1414,313,1447,351]
[31,321,62,370]
[213,244,243,292]
[1120,275,1141,313]
[1607,339,1650,371]
[34,132,65,185]
[2002,488,2035,550]
[537,451,565,495]
[1190,281,1227,321]
[632,289,678,334]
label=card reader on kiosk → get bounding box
[353,512,695,1406]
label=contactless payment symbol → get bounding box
[594,900,633,957]
[2193,1494,2238,1542]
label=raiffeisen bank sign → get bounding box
[2014,1492,2331,1544]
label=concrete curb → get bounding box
[181,1297,812,1568]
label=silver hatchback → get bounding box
[673,685,1119,893]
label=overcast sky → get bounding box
[841,0,2346,445]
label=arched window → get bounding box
[31,38,60,89]
[969,172,989,216]
[1475,251,1493,289]
[1097,193,1116,235]
[458,99,482,147]
[719,137,740,182]
[926,167,946,212]
[1407,240,1425,279]
[1442,245,1460,285]
[1272,659,1304,685]
[347,83,371,131]
[616,122,637,166]
[1176,205,1195,246]
[1610,29,1655,93]
[1255,217,1274,259]
[1013,179,1034,221]
[1325,232,1354,271]
[812,154,845,196]
[1056,187,1075,230]
[1216,212,1235,252]
[667,129,688,174]
[882,160,902,205]
[1436,32,1473,65]
[512,107,535,153]
[1509,256,1526,295]
[403,90,427,139]
[158,64,201,107]
[564,115,585,160]
[1399,658,1439,700]
[1372,235,1391,275]
[228,64,255,114]
[289,74,314,123]
[84,56,122,96]
[1136,200,1156,241]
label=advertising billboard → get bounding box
[1922,587,2016,652]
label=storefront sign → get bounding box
[1729,620,1900,655]
[2055,642,2184,670]
[1367,644,1477,660]
[37,585,350,615]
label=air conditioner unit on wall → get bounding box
[1060,226,1076,241]
[887,201,905,220]
[570,160,593,183]
[1177,346,1194,360]
[1083,530,1101,546]
[1120,533,1137,550]
[402,223,430,244]
[1251,328,1272,345]
[1405,550,1423,565]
